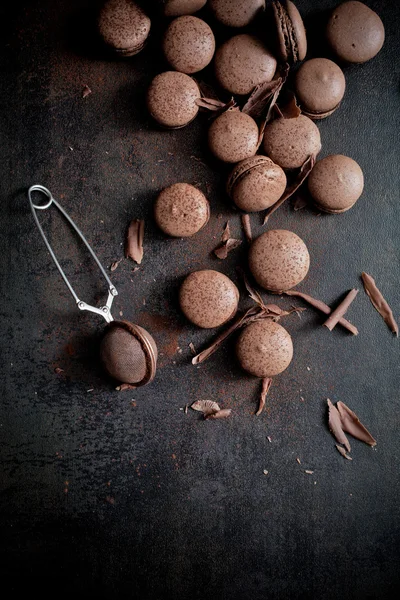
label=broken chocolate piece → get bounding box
[361,272,398,336]
[189,342,196,355]
[213,222,242,259]
[191,400,220,415]
[256,377,272,416]
[242,64,289,119]
[241,213,252,243]
[323,289,359,331]
[54,367,64,374]
[116,383,137,391]
[335,445,353,461]
[110,258,123,271]
[327,399,351,452]
[284,290,358,335]
[278,92,301,119]
[263,154,316,223]
[205,409,232,420]
[125,219,144,264]
[82,85,92,98]
[337,401,377,447]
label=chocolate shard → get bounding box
[116,383,137,391]
[54,367,64,374]
[241,213,252,243]
[110,258,123,272]
[361,272,398,336]
[222,222,231,242]
[337,401,377,447]
[238,267,265,308]
[284,290,359,335]
[213,222,241,259]
[279,91,301,119]
[263,154,316,223]
[327,399,351,452]
[82,85,92,98]
[191,400,220,415]
[323,289,359,332]
[256,377,273,416]
[125,219,144,264]
[242,63,289,119]
[335,445,353,461]
[189,342,196,355]
[205,408,232,420]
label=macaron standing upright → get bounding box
[227,156,287,213]
[214,34,277,96]
[162,16,215,74]
[272,0,307,64]
[154,183,210,237]
[236,320,293,378]
[208,110,260,164]
[209,0,266,28]
[147,71,201,128]
[263,115,321,169]
[162,0,207,17]
[295,58,346,120]
[98,0,151,56]
[308,154,364,214]
[326,1,385,64]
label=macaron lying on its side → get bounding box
[98,0,151,56]
[295,58,346,120]
[272,0,307,64]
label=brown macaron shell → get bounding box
[214,34,277,96]
[272,0,307,64]
[227,156,287,213]
[147,71,200,129]
[163,0,207,17]
[295,58,346,120]
[154,183,210,237]
[236,320,293,378]
[249,229,310,292]
[179,270,239,329]
[326,1,385,64]
[263,115,321,170]
[209,0,266,28]
[162,16,215,74]
[98,0,151,56]
[308,154,364,214]
[208,111,260,164]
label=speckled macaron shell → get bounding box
[209,0,266,28]
[249,229,310,292]
[163,0,207,17]
[98,0,151,56]
[162,16,215,74]
[308,154,364,214]
[272,1,307,63]
[286,0,307,61]
[154,183,210,237]
[263,115,321,170]
[295,58,346,119]
[179,270,240,329]
[236,320,293,378]
[147,71,200,129]
[326,1,385,64]
[214,34,277,96]
[208,111,260,164]
[227,156,287,212]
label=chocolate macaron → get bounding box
[208,110,259,164]
[263,115,321,170]
[162,0,207,17]
[227,156,287,213]
[308,154,364,214]
[147,71,200,128]
[162,16,215,74]
[272,0,307,64]
[179,270,239,329]
[98,0,151,56]
[214,34,277,96]
[236,320,293,378]
[249,229,310,292]
[326,1,385,64]
[154,183,210,237]
[295,58,346,120]
[209,0,266,28]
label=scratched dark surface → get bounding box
[1,0,400,598]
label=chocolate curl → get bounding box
[335,445,352,460]
[125,219,144,264]
[195,96,237,118]
[278,91,301,119]
[327,399,351,452]
[256,377,273,416]
[213,221,242,259]
[337,401,377,447]
[323,289,359,331]
[241,213,252,243]
[284,290,359,336]
[361,272,398,336]
[205,409,232,420]
[242,64,289,119]
[263,154,315,224]
[191,400,220,415]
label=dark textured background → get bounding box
[1,0,400,598]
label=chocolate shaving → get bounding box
[191,400,220,415]
[196,96,237,118]
[242,63,289,119]
[125,219,144,264]
[213,222,241,259]
[116,383,137,391]
[278,92,301,119]
[241,213,252,243]
[337,401,377,447]
[82,85,92,98]
[239,268,265,308]
[205,409,232,420]
[54,367,64,374]
[361,272,398,336]
[284,290,358,335]
[222,222,231,242]
[189,342,196,355]
[335,445,353,461]
[327,399,351,452]
[256,377,273,416]
[263,154,315,223]
[110,258,123,272]
[323,289,359,331]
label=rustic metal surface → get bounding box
[1,0,399,598]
